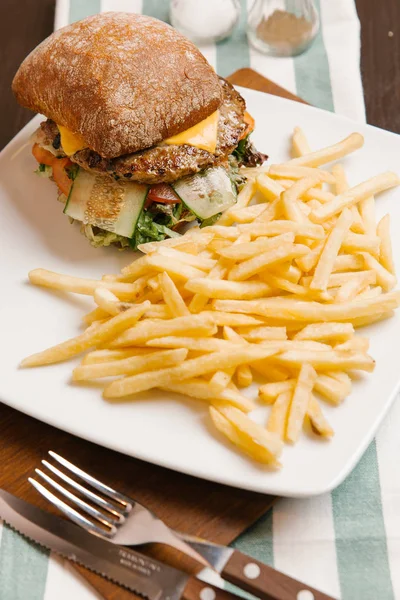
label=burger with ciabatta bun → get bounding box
[12,12,266,249]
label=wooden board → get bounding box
[0,68,306,599]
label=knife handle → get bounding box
[183,576,243,600]
[220,549,337,600]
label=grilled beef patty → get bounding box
[33,78,247,184]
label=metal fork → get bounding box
[29,451,208,567]
[29,451,335,600]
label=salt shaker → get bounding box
[247,0,319,56]
[170,0,241,45]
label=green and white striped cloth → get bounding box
[1,1,398,598]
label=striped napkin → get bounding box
[1,2,399,599]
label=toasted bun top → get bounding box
[12,12,223,158]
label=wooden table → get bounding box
[0,0,399,151]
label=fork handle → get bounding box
[183,576,243,600]
[220,549,337,600]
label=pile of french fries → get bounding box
[21,128,400,468]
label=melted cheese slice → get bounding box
[164,110,219,153]
[58,125,87,156]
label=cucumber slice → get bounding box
[64,169,148,238]
[171,166,237,220]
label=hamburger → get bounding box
[12,12,266,250]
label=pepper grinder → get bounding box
[170,0,241,45]
[247,0,319,56]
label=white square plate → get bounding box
[1,87,400,497]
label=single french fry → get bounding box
[208,370,234,395]
[267,390,292,439]
[159,272,190,317]
[103,346,278,398]
[310,172,400,223]
[110,315,217,348]
[377,214,395,275]
[359,195,376,236]
[361,252,397,291]
[294,322,354,342]
[233,179,257,209]
[73,348,188,381]
[236,364,253,388]
[81,349,151,365]
[29,269,148,301]
[307,395,334,437]
[21,302,150,367]
[269,165,335,184]
[259,380,295,404]
[228,243,309,281]
[288,133,364,167]
[292,126,311,157]
[276,350,375,372]
[286,363,317,443]
[256,174,285,201]
[310,208,353,290]
[213,292,400,322]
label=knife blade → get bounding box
[0,489,238,600]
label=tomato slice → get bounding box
[52,157,73,196]
[147,183,181,205]
[32,143,56,166]
[239,111,255,140]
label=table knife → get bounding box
[0,488,241,600]
[178,533,336,600]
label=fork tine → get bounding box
[29,477,116,539]
[42,460,127,521]
[35,469,119,530]
[49,451,132,507]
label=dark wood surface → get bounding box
[0,0,399,150]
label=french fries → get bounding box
[22,126,400,469]
[286,364,318,443]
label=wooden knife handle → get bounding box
[183,576,243,600]
[221,549,337,600]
